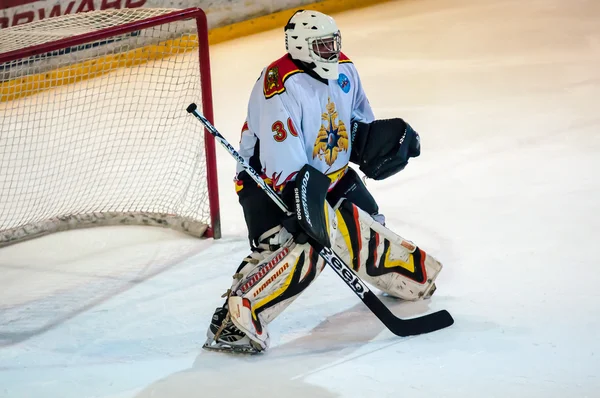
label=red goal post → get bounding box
[0,8,221,247]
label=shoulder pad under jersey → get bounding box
[263,54,303,99]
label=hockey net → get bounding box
[0,8,220,247]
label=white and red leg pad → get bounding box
[227,239,324,350]
[333,199,442,300]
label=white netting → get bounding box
[0,9,215,247]
[0,8,177,53]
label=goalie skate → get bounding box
[203,306,264,355]
[202,339,263,355]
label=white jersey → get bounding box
[236,53,375,193]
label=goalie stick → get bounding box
[186,103,454,337]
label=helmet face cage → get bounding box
[284,10,342,79]
[307,31,342,63]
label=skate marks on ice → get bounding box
[0,226,212,347]
[134,297,447,398]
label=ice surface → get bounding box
[1,0,600,397]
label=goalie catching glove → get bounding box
[350,118,421,180]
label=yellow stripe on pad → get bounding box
[335,208,354,269]
[251,256,298,320]
[383,244,415,272]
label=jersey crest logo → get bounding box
[313,98,349,166]
[265,66,281,93]
[338,73,351,93]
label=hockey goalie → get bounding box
[204,10,443,354]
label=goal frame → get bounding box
[0,8,221,244]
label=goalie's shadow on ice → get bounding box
[199,294,436,360]
[263,296,438,357]
[132,290,440,398]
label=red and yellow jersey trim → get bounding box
[235,165,348,194]
[339,52,352,64]
[263,53,353,99]
[326,165,348,191]
[234,174,273,193]
[234,171,295,194]
[263,55,302,99]
[241,120,249,133]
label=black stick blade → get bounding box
[364,291,454,337]
[391,310,454,337]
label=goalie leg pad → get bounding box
[227,238,324,350]
[332,199,441,300]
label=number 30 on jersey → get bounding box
[272,118,299,142]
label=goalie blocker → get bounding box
[281,164,333,251]
[224,165,442,351]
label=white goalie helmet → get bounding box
[285,10,342,80]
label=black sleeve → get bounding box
[350,118,421,180]
[237,171,286,246]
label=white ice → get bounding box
[1,0,600,397]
